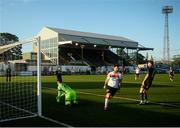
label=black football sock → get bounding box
[140,93,144,101]
[145,92,148,100]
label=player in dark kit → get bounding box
[56,67,62,82]
[139,61,155,104]
[169,67,174,82]
[6,62,11,82]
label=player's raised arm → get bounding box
[119,74,122,88]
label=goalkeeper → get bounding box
[56,68,77,105]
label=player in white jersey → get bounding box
[103,65,122,111]
[135,67,140,80]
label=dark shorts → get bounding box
[136,73,140,76]
[106,86,118,96]
[142,79,152,90]
[6,74,11,77]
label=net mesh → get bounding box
[0,40,38,122]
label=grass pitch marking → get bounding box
[43,87,180,108]
[77,91,180,108]
[0,101,38,123]
[0,101,73,127]
[40,116,73,127]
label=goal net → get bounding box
[0,38,41,122]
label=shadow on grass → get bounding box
[1,89,180,127]
[0,116,62,127]
[41,91,180,127]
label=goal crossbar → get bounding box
[0,38,37,54]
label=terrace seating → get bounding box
[58,47,128,66]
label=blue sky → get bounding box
[0,0,180,60]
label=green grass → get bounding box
[1,74,180,126]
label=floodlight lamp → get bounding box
[162,6,173,13]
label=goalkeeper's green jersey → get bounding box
[57,83,72,93]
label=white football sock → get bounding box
[104,98,109,108]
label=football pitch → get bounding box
[1,74,180,127]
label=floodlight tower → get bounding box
[162,6,173,64]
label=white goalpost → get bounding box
[0,37,42,122]
[0,36,72,127]
[37,36,42,116]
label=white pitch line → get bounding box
[0,101,73,127]
[77,91,140,101]
[43,87,180,108]
[0,101,36,116]
[77,91,180,108]
[40,116,73,127]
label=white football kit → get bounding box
[107,71,122,89]
[135,68,140,74]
